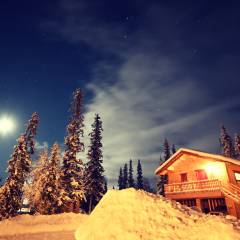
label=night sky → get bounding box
[0,0,240,187]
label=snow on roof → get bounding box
[155,148,240,175]
[75,188,240,240]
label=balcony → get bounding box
[165,179,222,194]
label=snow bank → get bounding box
[0,212,88,236]
[75,188,240,240]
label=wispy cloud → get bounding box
[35,141,49,152]
[42,0,240,188]
[83,53,240,187]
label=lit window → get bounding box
[195,169,208,180]
[234,172,240,181]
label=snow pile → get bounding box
[75,188,240,240]
[0,212,88,236]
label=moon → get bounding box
[0,115,16,136]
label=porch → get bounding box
[165,179,222,194]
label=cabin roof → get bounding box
[155,148,240,175]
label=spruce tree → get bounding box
[128,159,135,188]
[136,160,143,189]
[235,134,240,159]
[85,114,105,213]
[28,150,49,214]
[118,167,123,190]
[157,148,169,196]
[0,112,39,220]
[41,143,61,214]
[61,89,85,213]
[171,144,176,155]
[163,139,171,161]
[123,163,128,189]
[220,125,235,158]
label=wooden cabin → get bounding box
[155,148,240,218]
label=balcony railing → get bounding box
[165,179,222,194]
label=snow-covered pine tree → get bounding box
[163,139,171,161]
[136,160,143,190]
[24,112,40,155]
[61,89,85,213]
[41,143,61,214]
[84,114,105,213]
[128,159,135,188]
[123,163,128,189]
[235,134,240,159]
[171,144,176,155]
[220,125,235,158]
[28,149,49,213]
[118,167,123,190]
[0,112,39,220]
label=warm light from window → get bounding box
[205,162,222,177]
[234,172,240,181]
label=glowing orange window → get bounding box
[195,169,208,180]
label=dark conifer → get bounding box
[220,125,235,158]
[157,175,168,196]
[235,134,240,159]
[85,114,105,213]
[128,159,135,188]
[118,168,123,190]
[163,139,171,161]
[136,160,143,189]
[171,144,176,155]
[123,163,128,189]
[61,89,85,213]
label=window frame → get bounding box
[180,173,188,182]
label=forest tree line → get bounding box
[0,88,239,220]
[0,89,106,220]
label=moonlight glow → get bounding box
[0,116,16,135]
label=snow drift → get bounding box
[0,212,88,236]
[75,188,240,240]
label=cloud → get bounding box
[83,53,240,188]
[35,141,49,152]
[42,0,240,188]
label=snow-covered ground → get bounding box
[0,212,88,238]
[1,189,240,240]
[76,188,240,240]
